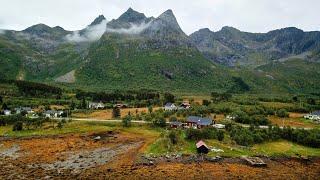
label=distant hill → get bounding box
[0,8,319,94]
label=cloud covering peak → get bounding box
[65,19,152,42]
[65,19,107,42]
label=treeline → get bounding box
[0,79,62,97]
[16,81,62,97]
[0,114,67,131]
[226,124,320,148]
[75,90,162,102]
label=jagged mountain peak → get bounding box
[89,15,106,26]
[107,8,148,29]
[23,23,52,32]
[157,9,178,24]
[220,26,241,33]
[22,23,69,38]
[118,8,147,23]
[143,9,184,35]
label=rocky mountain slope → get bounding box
[0,8,319,93]
[190,27,320,67]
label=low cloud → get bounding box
[65,20,151,42]
[65,20,107,42]
[105,22,151,35]
[0,29,6,34]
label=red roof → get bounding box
[196,140,209,149]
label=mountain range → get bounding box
[0,8,320,93]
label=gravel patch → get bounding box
[36,142,142,173]
[0,144,20,159]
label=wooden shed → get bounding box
[196,140,210,154]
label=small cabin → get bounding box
[89,102,105,109]
[4,110,11,116]
[164,103,177,111]
[179,102,191,109]
[196,140,210,154]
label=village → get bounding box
[1,90,320,179]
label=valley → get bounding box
[1,5,320,180]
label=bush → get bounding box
[217,130,224,141]
[276,109,289,118]
[57,121,64,129]
[186,128,218,140]
[112,107,121,118]
[168,130,179,144]
[169,116,178,122]
[122,115,132,127]
[13,121,23,131]
[153,117,166,127]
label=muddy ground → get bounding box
[0,132,319,180]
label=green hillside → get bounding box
[76,34,234,92]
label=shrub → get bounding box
[122,115,132,127]
[153,117,166,127]
[112,107,121,118]
[276,109,289,118]
[13,121,23,131]
[169,116,178,122]
[186,128,218,140]
[168,130,179,144]
[217,130,224,141]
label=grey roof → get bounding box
[187,116,212,126]
[311,111,320,115]
[165,103,175,107]
[15,107,32,111]
[170,121,183,126]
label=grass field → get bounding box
[268,115,319,129]
[145,131,320,157]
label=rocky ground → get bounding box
[0,131,319,179]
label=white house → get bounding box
[4,110,11,116]
[304,111,320,121]
[44,110,64,118]
[164,103,177,111]
[15,107,34,115]
[88,102,105,109]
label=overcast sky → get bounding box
[0,0,319,34]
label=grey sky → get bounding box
[0,0,319,34]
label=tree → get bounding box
[164,93,175,103]
[112,107,121,118]
[13,121,23,131]
[276,109,289,118]
[153,117,166,127]
[1,103,8,110]
[217,130,224,141]
[307,98,316,105]
[202,100,211,106]
[81,97,87,109]
[122,114,132,127]
[292,96,298,102]
[57,121,64,129]
[168,130,179,144]
[169,116,178,122]
[0,95,2,104]
[148,106,153,114]
[70,100,76,110]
